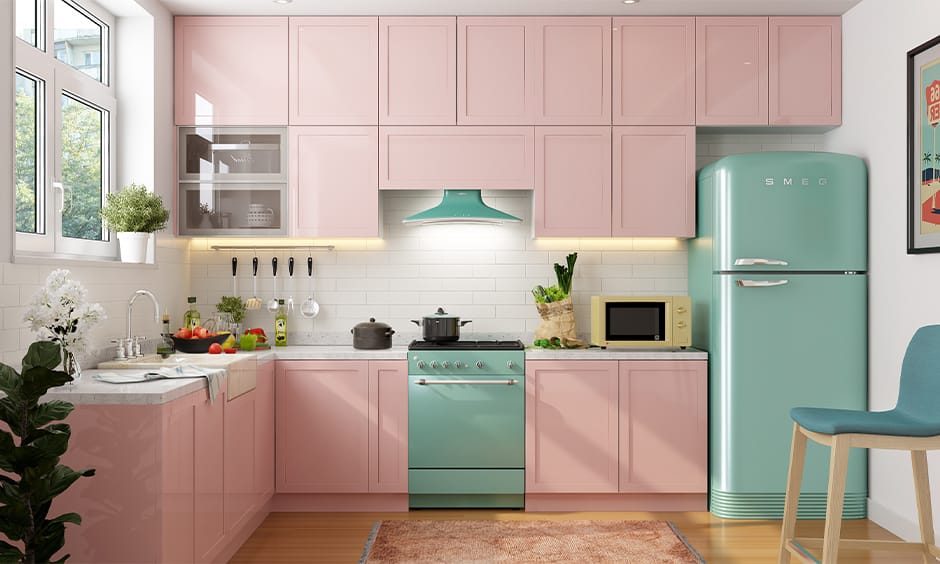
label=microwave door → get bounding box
[606,302,666,342]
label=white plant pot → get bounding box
[116,232,152,263]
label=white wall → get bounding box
[0,0,189,371]
[826,0,940,540]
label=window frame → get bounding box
[14,0,117,259]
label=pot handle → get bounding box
[387,329,396,336]
[460,320,473,326]
[410,320,420,326]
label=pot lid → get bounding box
[426,307,459,318]
[402,190,522,225]
[354,317,392,329]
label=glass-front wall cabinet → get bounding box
[178,127,288,236]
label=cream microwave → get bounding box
[590,296,691,348]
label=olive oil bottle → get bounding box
[183,297,201,330]
[274,299,288,346]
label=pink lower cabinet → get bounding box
[379,126,535,189]
[525,359,707,512]
[274,360,408,510]
[534,127,612,237]
[290,127,379,237]
[612,126,696,237]
[255,361,276,499]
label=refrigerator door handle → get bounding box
[736,279,789,287]
[734,258,790,266]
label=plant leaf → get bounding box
[20,366,72,405]
[0,540,25,560]
[28,401,74,429]
[0,398,25,439]
[22,341,63,373]
[0,364,22,401]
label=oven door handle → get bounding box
[414,378,519,386]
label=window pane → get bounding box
[54,0,102,82]
[15,73,41,234]
[15,0,39,47]
[61,93,104,241]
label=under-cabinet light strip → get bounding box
[209,244,335,251]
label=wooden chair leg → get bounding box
[779,423,809,564]
[821,435,850,564]
[911,450,935,563]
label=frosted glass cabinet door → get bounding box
[612,126,695,237]
[613,17,695,125]
[380,17,456,125]
[290,127,379,237]
[289,17,378,125]
[695,17,768,125]
[769,17,841,126]
[175,17,288,126]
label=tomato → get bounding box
[223,347,237,354]
[208,343,222,354]
[175,327,192,339]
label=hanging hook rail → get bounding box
[209,244,335,252]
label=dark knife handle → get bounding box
[272,257,278,277]
[252,256,258,276]
[232,257,237,277]
[288,257,294,277]
[307,256,313,277]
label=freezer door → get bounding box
[709,272,867,518]
[710,152,867,272]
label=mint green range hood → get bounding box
[402,190,522,225]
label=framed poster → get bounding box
[908,33,940,253]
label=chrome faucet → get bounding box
[125,290,161,357]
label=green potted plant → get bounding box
[99,183,170,263]
[0,341,96,563]
[215,295,247,334]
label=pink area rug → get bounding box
[360,519,704,563]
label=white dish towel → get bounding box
[94,365,224,402]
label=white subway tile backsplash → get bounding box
[419,292,474,305]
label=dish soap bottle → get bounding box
[183,296,201,331]
[274,299,288,347]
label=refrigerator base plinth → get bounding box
[709,489,867,520]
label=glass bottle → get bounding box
[183,296,201,331]
[158,310,175,356]
[274,299,287,347]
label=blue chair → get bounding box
[779,325,940,564]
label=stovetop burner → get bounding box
[408,340,525,351]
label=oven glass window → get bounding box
[605,302,666,341]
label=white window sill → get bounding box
[12,253,158,269]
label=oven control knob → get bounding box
[476,360,485,369]
[454,361,464,369]
[430,361,439,369]
[417,361,426,369]
[442,361,450,368]
[507,360,516,369]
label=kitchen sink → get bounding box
[97,353,257,400]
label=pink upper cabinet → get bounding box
[457,17,537,125]
[291,126,379,237]
[380,17,457,125]
[612,126,695,237]
[613,17,695,125]
[695,17,769,126]
[535,17,611,125]
[769,17,842,126]
[289,17,378,125]
[534,126,612,237]
[175,17,288,126]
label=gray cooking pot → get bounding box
[351,318,396,349]
[411,307,472,342]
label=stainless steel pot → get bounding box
[411,307,472,342]
[351,318,395,349]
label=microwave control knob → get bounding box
[442,361,450,369]
[507,360,515,369]
[676,321,687,328]
[676,306,687,313]
[416,361,426,369]
[476,360,485,369]
[430,361,439,369]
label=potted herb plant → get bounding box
[99,183,170,263]
[215,295,247,334]
[0,340,96,563]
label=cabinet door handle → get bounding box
[734,258,789,266]
[736,280,789,287]
[415,379,518,386]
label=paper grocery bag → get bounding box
[535,297,578,341]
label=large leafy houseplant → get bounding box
[0,341,95,563]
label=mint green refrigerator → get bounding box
[688,152,868,519]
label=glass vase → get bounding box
[62,347,81,384]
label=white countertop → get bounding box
[46,345,706,405]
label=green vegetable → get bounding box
[554,252,578,296]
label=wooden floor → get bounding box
[229,510,921,563]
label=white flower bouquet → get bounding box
[23,269,105,380]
